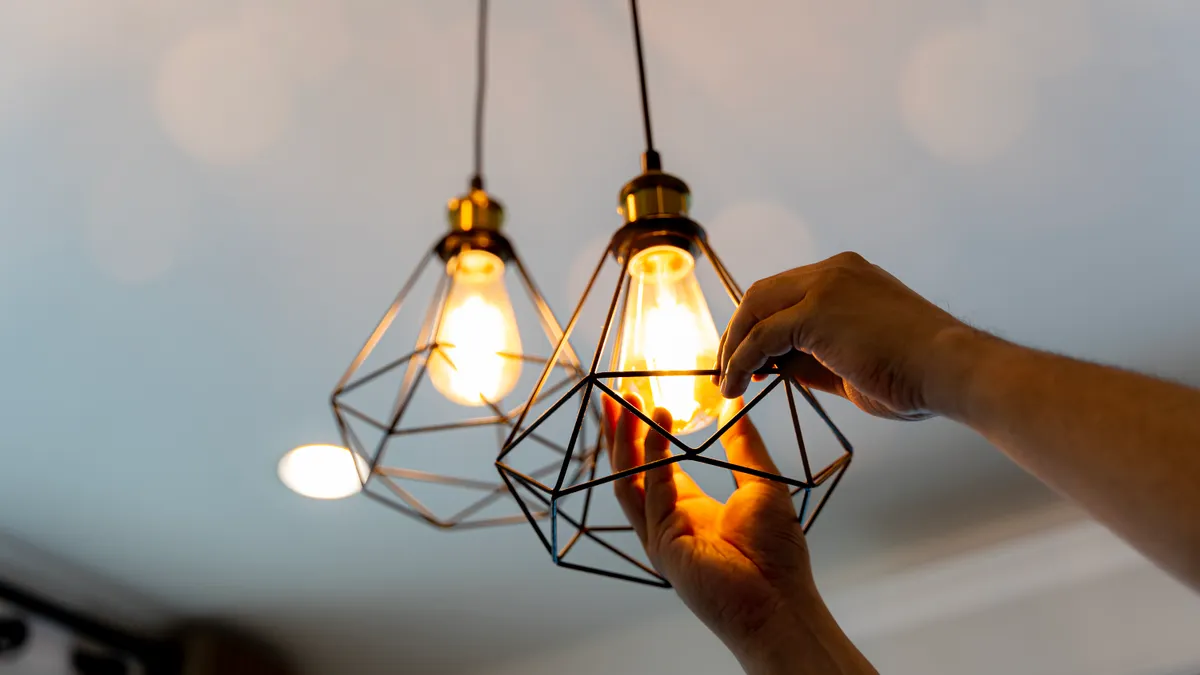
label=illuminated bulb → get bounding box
[428,249,523,406]
[278,444,368,500]
[615,245,723,434]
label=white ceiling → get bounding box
[482,516,1200,675]
[2,0,1200,673]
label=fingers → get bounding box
[722,302,813,398]
[775,351,846,398]
[716,275,798,381]
[604,394,639,473]
[718,267,821,386]
[605,393,648,544]
[718,398,786,490]
[602,392,619,450]
[642,408,678,532]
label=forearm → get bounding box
[932,329,1200,588]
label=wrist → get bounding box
[922,324,1010,421]
[729,593,876,675]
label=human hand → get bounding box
[717,252,985,420]
[603,393,874,674]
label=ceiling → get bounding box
[2,0,1199,673]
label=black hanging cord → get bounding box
[628,0,661,171]
[470,0,489,190]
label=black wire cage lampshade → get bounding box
[328,0,599,529]
[330,192,600,529]
[494,0,854,585]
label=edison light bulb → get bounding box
[614,245,723,434]
[428,249,523,406]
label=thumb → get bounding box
[718,397,784,488]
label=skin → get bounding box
[605,251,1200,674]
[603,394,877,674]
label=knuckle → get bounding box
[723,421,749,446]
[789,317,810,350]
[808,275,835,301]
[741,280,771,316]
[819,263,857,295]
[743,273,786,310]
[744,322,775,353]
[833,251,867,266]
[613,478,637,499]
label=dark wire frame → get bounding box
[331,232,602,530]
[495,225,854,586]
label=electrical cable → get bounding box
[470,0,489,189]
[628,0,661,170]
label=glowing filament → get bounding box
[615,245,722,434]
[428,250,523,406]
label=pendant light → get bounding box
[495,0,854,585]
[330,0,598,529]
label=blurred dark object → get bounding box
[0,616,29,654]
[0,577,293,674]
[72,649,130,675]
[0,576,179,673]
[174,622,296,675]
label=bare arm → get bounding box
[936,331,1200,587]
[719,252,1200,591]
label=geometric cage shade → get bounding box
[496,173,854,586]
[331,219,600,530]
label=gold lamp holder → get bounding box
[437,187,512,262]
[448,188,505,233]
[618,171,690,224]
[612,169,704,262]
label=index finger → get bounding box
[604,392,646,475]
[603,393,650,545]
[718,266,821,387]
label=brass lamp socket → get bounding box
[447,188,505,233]
[618,171,690,224]
[612,171,706,263]
[437,188,513,263]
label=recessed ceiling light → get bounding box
[278,444,367,500]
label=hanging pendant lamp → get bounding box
[495,0,854,584]
[330,0,598,529]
